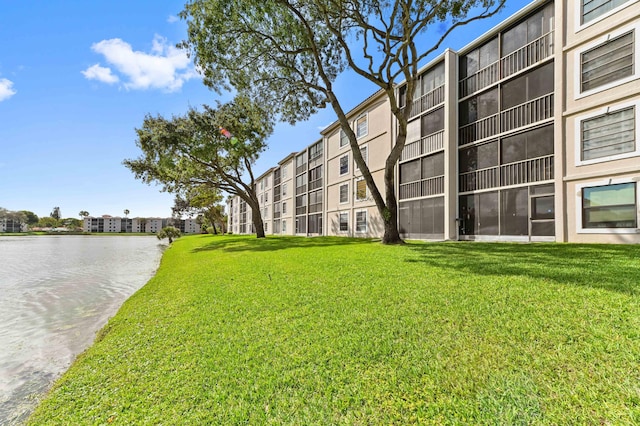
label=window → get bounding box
[340,129,349,147]
[265,192,268,203]
[356,211,367,233]
[282,220,287,233]
[340,154,349,175]
[422,107,445,137]
[309,141,323,160]
[580,30,634,93]
[282,183,288,196]
[582,0,631,25]
[356,179,367,201]
[421,62,445,94]
[339,212,349,231]
[339,183,349,203]
[580,105,636,162]
[355,146,368,170]
[282,164,288,179]
[356,114,368,138]
[282,201,287,214]
[582,182,637,229]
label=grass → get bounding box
[28,235,640,424]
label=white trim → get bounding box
[339,182,349,204]
[339,153,350,176]
[574,23,640,100]
[575,177,640,234]
[354,144,369,172]
[574,99,640,166]
[356,113,369,139]
[355,177,367,202]
[339,129,349,149]
[575,0,638,33]
[338,211,349,233]
[355,210,368,233]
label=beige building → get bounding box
[83,216,201,234]
[227,0,640,244]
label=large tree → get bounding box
[124,95,274,238]
[172,186,227,234]
[180,0,505,243]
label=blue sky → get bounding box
[0,0,530,220]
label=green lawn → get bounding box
[28,235,640,424]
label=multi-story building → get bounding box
[227,0,640,244]
[83,216,201,234]
[0,219,27,233]
[256,168,274,234]
[274,153,296,235]
[323,90,392,238]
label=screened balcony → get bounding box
[459,154,554,192]
[399,176,445,200]
[401,130,445,162]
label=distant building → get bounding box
[0,219,27,233]
[83,216,201,234]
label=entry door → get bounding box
[530,195,555,240]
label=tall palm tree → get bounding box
[124,209,130,218]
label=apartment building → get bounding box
[227,0,640,244]
[0,219,27,233]
[323,91,393,238]
[272,153,296,235]
[256,168,274,234]
[83,216,201,234]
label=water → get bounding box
[0,235,164,425]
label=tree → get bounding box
[37,216,60,228]
[172,186,227,234]
[50,207,61,220]
[79,211,90,219]
[157,226,181,244]
[124,209,130,218]
[63,218,82,230]
[20,210,39,225]
[124,95,274,238]
[180,0,505,243]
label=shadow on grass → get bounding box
[406,242,640,295]
[191,234,377,253]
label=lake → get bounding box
[0,235,164,425]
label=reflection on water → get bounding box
[0,236,164,425]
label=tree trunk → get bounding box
[381,164,404,244]
[251,206,266,238]
[211,223,218,234]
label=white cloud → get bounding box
[85,35,197,92]
[167,15,179,23]
[0,78,16,101]
[81,64,119,84]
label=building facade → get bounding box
[83,216,201,234]
[227,0,640,244]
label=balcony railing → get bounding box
[502,31,554,79]
[401,130,445,162]
[501,93,554,133]
[459,114,499,146]
[399,175,445,200]
[309,203,322,214]
[295,184,307,195]
[296,164,306,175]
[459,31,554,98]
[459,62,499,98]
[309,179,323,191]
[500,155,554,187]
[459,93,553,146]
[406,85,445,118]
[273,211,281,219]
[459,154,554,192]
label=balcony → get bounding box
[406,85,445,119]
[459,154,554,192]
[500,93,554,133]
[401,130,445,162]
[459,31,554,98]
[296,164,306,175]
[309,178,323,191]
[459,94,553,146]
[399,175,445,200]
[295,184,307,195]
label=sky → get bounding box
[0,0,530,220]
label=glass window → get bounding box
[340,129,349,147]
[339,183,349,203]
[421,107,445,136]
[282,183,288,196]
[400,159,421,184]
[355,146,368,170]
[356,114,368,138]
[583,0,631,24]
[581,106,635,161]
[282,202,287,214]
[422,152,445,179]
[340,154,349,175]
[581,31,634,92]
[582,182,637,228]
[356,211,367,232]
[339,213,348,231]
[500,187,529,235]
[501,62,554,110]
[356,179,367,201]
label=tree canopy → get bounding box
[157,226,181,244]
[172,186,226,234]
[180,0,505,243]
[123,95,274,238]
